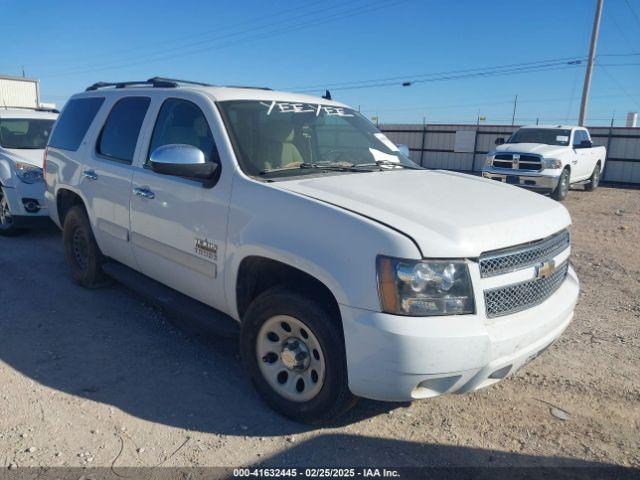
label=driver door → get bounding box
[129,94,231,311]
[571,130,591,181]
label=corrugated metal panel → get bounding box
[0,75,39,108]
[381,123,640,184]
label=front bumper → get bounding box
[340,265,579,402]
[2,182,48,218]
[482,167,560,191]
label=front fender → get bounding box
[0,157,16,188]
[223,177,422,320]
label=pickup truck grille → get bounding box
[479,229,570,278]
[484,261,569,318]
[493,153,542,171]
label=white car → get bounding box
[483,125,606,201]
[0,108,58,234]
[45,78,579,423]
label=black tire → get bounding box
[0,187,22,236]
[585,163,601,192]
[62,205,107,288]
[240,286,357,424]
[551,168,570,201]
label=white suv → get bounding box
[45,78,579,423]
[0,107,57,234]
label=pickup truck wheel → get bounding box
[62,205,107,288]
[0,188,21,236]
[585,164,600,191]
[240,287,357,424]
[551,168,570,201]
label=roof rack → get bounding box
[1,105,60,113]
[224,85,272,91]
[85,76,214,91]
[148,76,213,87]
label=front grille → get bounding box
[479,229,570,278]
[484,261,569,318]
[493,153,542,171]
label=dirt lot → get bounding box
[0,185,638,470]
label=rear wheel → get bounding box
[62,205,107,287]
[585,163,601,191]
[551,168,570,201]
[240,287,357,424]
[0,187,21,236]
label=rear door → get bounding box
[81,95,151,268]
[129,92,232,311]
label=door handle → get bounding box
[82,170,98,181]
[133,187,155,199]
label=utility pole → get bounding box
[578,0,604,126]
[511,94,518,126]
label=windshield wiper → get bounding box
[259,162,374,176]
[354,160,422,170]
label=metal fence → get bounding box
[379,123,640,184]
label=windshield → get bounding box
[507,128,571,146]
[0,118,55,149]
[219,100,419,178]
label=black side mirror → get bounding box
[576,140,592,149]
[495,137,505,145]
[150,144,219,187]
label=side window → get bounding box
[97,96,151,164]
[147,98,218,163]
[573,130,585,147]
[49,97,105,151]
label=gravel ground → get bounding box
[0,185,638,471]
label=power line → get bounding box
[34,1,349,67]
[596,59,640,109]
[291,61,585,93]
[624,0,640,30]
[286,56,589,91]
[39,0,406,78]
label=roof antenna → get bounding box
[322,90,332,100]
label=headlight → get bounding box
[485,154,494,167]
[14,162,44,184]
[542,158,562,169]
[377,256,475,316]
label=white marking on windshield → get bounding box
[259,101,354,117]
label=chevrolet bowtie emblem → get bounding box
[535,260,556,279]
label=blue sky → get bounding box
[2,0,639,125]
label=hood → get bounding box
[495,143,565,158]
[2,148,45,168]
[274,170,571,258]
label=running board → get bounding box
[102,262,239,338]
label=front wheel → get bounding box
[0,187,22,236]
[551,168,570,201]
[240,287,357,424]
[585,163,601,191]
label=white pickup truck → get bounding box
[45,78,579,423]
[483,125,606,201]
[0,107,57,234]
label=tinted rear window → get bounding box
[97,97,150,163]
[49,97,104,151]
